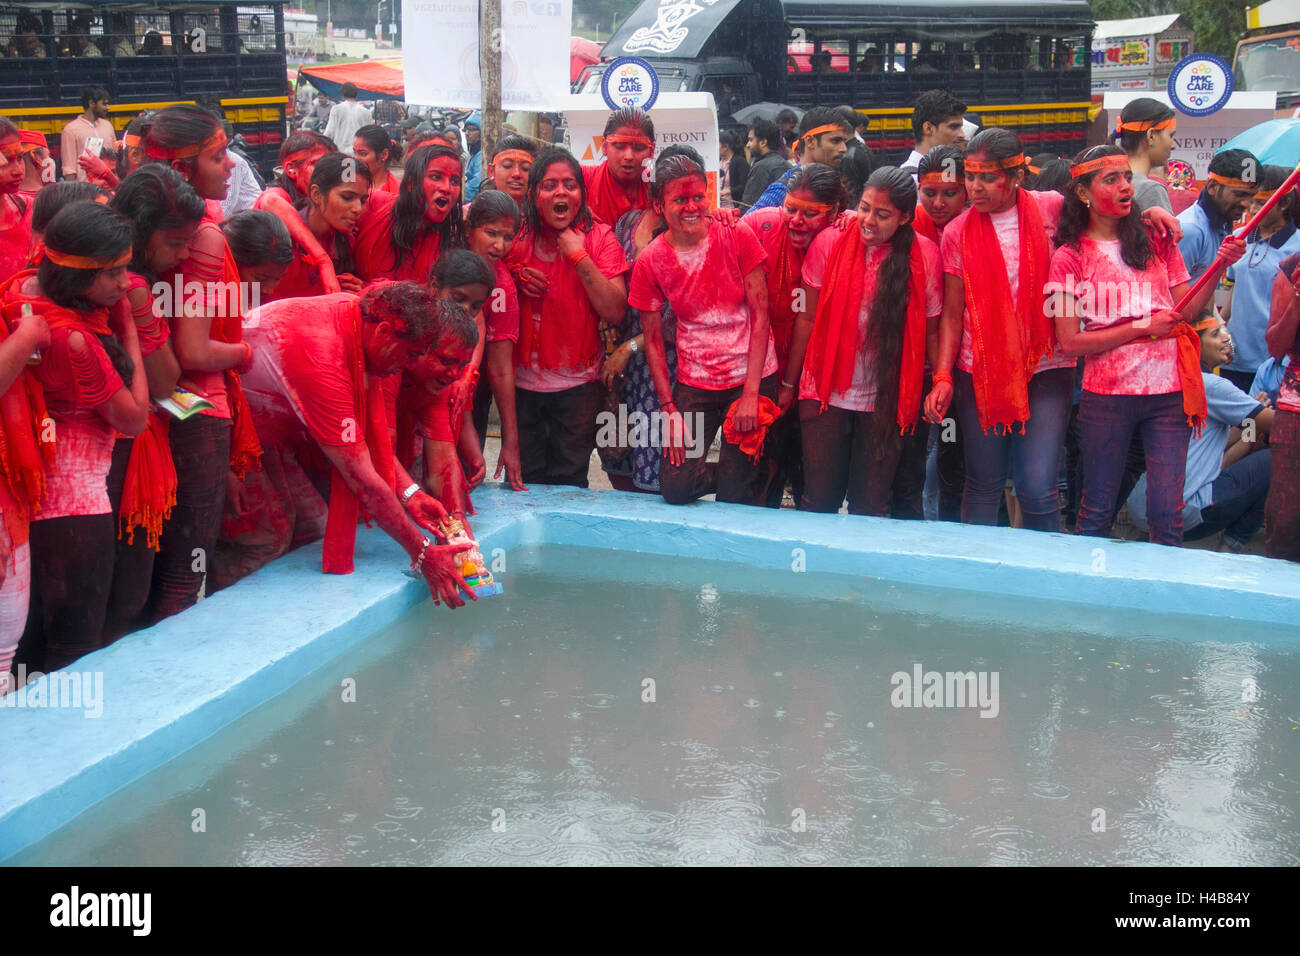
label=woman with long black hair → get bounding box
[268,129,336,205]
[263,151,369,300]
[0,202,150,670]
[142,103,261,622]
[509,147,629,487]
[103,165,202,639]
[353,143,467,283]
[783,166,942,514]
[1048,144,1231,545]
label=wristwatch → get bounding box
[627,338,639,353]
[401,482,420,504]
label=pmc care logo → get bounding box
[1167,53,1233,117]
[601,56,660,112]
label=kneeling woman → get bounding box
[0,203,151,669]
[784,167,942,514]
[508,148,629,487]
[1048,145,1227,544]
[630,152,778,505]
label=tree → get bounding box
[1087,0,1246,61]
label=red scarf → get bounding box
[120,411,177,549]
[586,160,648,226]
[0,273,53,547]
[508,227,601,373]
[723,395,782,462]
[912,204,940,244]
[803,230,928,433]
[322,302,397,575]
[254,191,341,294]
[959,189,1053,433]
[204,213,264,480]
[764,221,803,376]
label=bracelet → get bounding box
[627,337,639,354]
[240,342,253,366]
[410,537,431,572]
[932,370,953,387]
[780,378,797,389]
[567,249,591,267]
[400,482,420,504]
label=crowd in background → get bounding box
[2,82,1299,693]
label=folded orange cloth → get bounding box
[722,395,781,463]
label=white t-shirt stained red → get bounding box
[627,221,777,390]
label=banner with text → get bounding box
[403,0,572,109]
[564,92,720,207]
[1102,91,1276,180]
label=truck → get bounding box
[1234,0,1300,114]
[0,1,291,177]
[576,0,1095,164]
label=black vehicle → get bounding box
[578,0,1095,164]
[1,1,291,177]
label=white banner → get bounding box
[402,0,572,110]
[1102,91,1276,180]
[563,92,720,206]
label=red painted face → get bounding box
[604,124,654,187]
[190,143,236,201]
[408,333,475,392]
[491,155,531,203]
[857,185,909,246]
[964,152,1018,214]
[781,187,834,250]
[468,216,516,262]
[536,160,581,231]
[284,146,329,196]
[0,137,24,193]
[658,174,709,240]
[422,155,464,224]
[918,182,966,228]
[1086,168,1134,218]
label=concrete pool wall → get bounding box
[4,486,1300,860]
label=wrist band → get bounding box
[410,537,431,572]
[567,249,591,267]
[627,338,639,353]
[401,482,420,504]
[780,378,797,389]
[932,370,953,386]
[241,342,253,366]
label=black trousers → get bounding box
[515,382,602,488]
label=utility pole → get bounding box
[479,0,503,161]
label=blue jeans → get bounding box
[1186,449,1271,549]
[1078,390,1190,546]
[952,367,1074,532]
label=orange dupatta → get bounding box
[586,160,648,226]
[0,274,53,547]
[321,302,398,574]
[764,222,803,376]
[959,188,1053,433]
[912,204,940,244]
[804,229,929,433]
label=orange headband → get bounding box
[490,149,534,168]
[122,133,141,148]
[1192,316,1220,332]
[0,142,21,162]
[282,144,329,168]
[43,246,132,270]
[964,153,1025,174]
[1070,154,1131,179]
[146,129,227,161]
[800,123,843,142]
[918,171,958,185]
[1025,164,1041,175]
[783,196,833,215]
[603,135,654,150]
[1253,188,1277,202]
[1208,172,1256,190]
[1117,117,1176,133]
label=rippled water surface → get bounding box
[14,545,1300,865]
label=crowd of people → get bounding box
[1,85,1299,693]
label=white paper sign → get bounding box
[1102,91,1276,181]
[403,0,572,110]
[563,92,720,205]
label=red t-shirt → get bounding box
[487,259,520,344]
[174,220,233,418]
[353,190,444,283]
[241,293,368,450]
[627,221,776,390]
[511,224,629,392]
[1048,234,1190,396]
[126,273,170,358]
